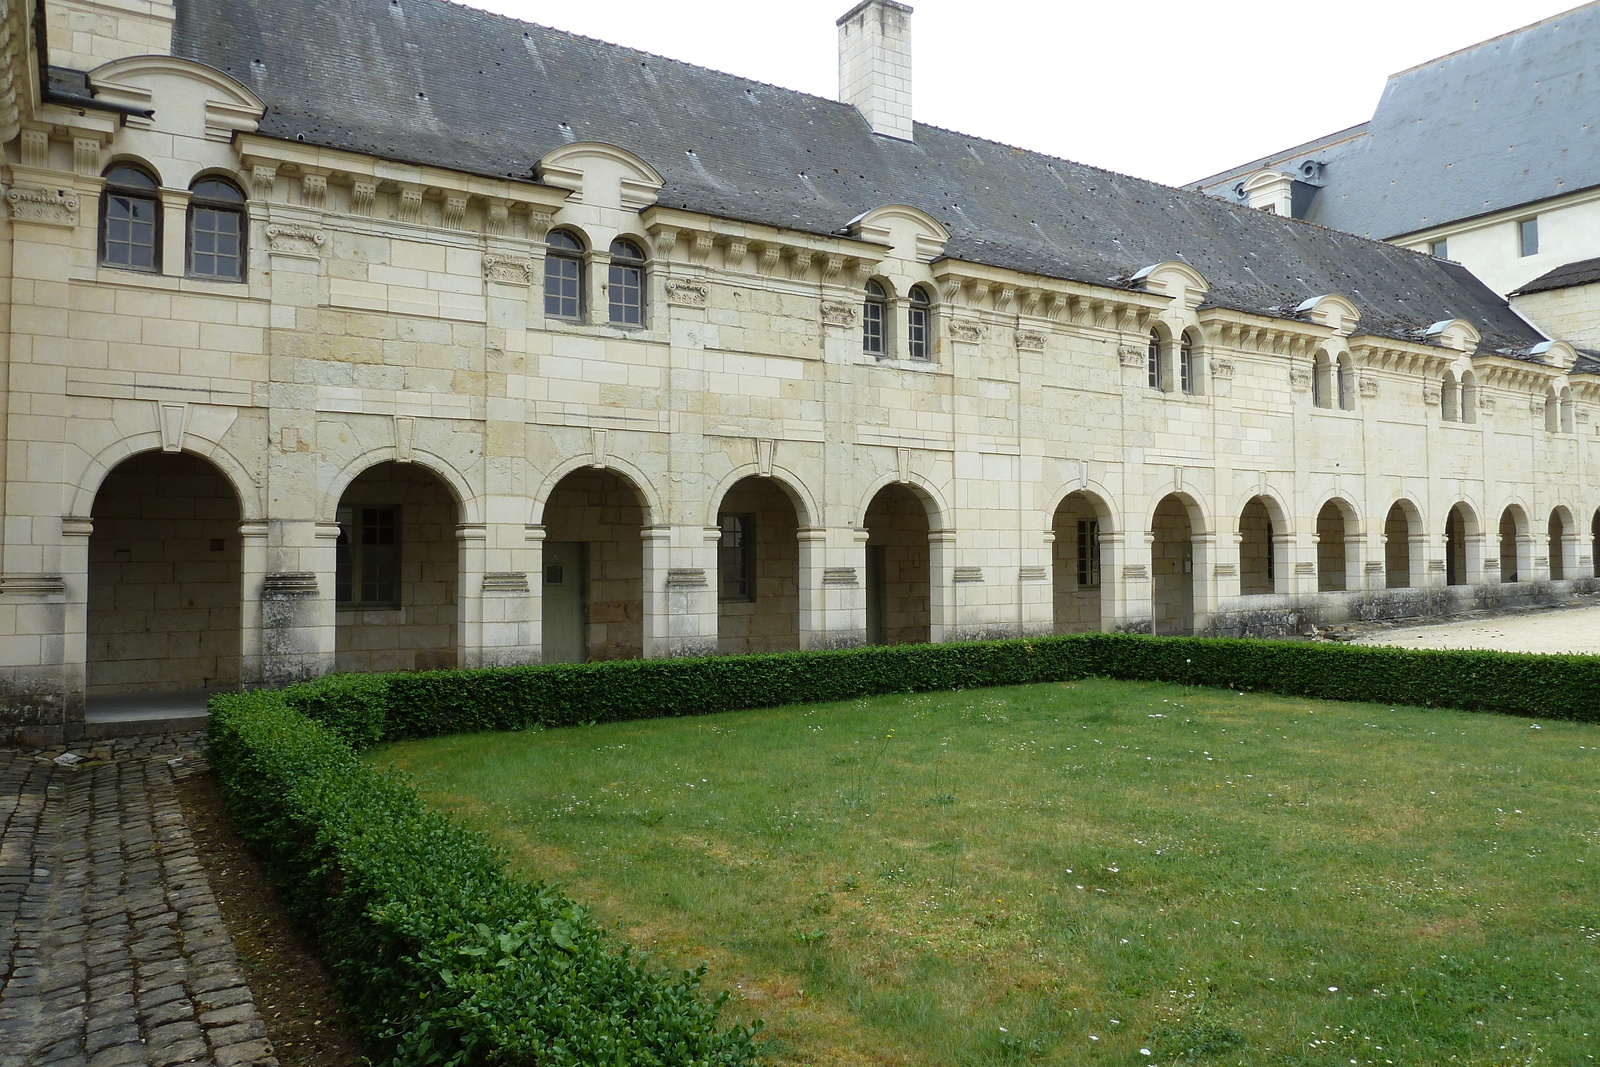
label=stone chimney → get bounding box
[837,0,914,141]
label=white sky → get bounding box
[457,0,1584,187]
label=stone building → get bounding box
[1190,2,1600,348]
[3,0,1599,742]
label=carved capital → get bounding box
[949,319,983,343]
[821,300,858,328]
[351,180,376,215]
[483,253,536,285]
[1358,375,1379,398]
[443,194,468,230]
[5,186,79,226]
[1210,357,1235,380]
[664,280,708,308]
[265,224,326,258]
[301,173,327,209]
[1014,329,1047,352]
[1289,368,1312,391]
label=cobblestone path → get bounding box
[0,735,277,1067]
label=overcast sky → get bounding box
[457,0,1583,187]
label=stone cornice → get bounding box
[931,260,1162,328]
[1199,307,1332,360]
[1346,334,1458,376]
[641,205,888,281]
[1471,354,1563,393]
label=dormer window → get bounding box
[101,163,161,272]
[863,279,887,356]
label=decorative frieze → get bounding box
[265,224,326,258]
[5,186,79,227]
[665,280,709,308]
[953,566,984,583]
[822,567,858,586]
[1014,330,1047,352]
[483,253,536,285]
[820,301,858,328]
[949,319,983,343]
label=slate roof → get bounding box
[1191,4,1600,242]
[170,0,1545,353]
[1512,256,1600,295]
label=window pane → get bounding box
[104,194,158,270]
[908,304,928,361]
[545,255,582,318]
[718,513,755,600]
[1147,333,1161,388]
[190,207,242,279]
[609,261,643,325]
[862,297,884,355]
[1520,218,1539,257]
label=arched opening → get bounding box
[716,477,801,653]
[1147,327,1166,390]
[1312,351,1333,408]
[1460,371,1478,423]
[1336,354,1353,410]
[1593,508,1600,578]
[1237,496,1280,595]
[88,452,241,703]
[1315,500,1355,592]
[1051,491,1108,632]
[334,462,461,672]
[1548,508,1572,581]
[1384,502,1414,589]
[1561,389,1576,434]
[1498,506,1529,583]
[1445,504,1474,586]
[864,483,933,645]
[1151,494,1198,636]
[540,468,648,662]
[1545,389,1560,433]
[1441,371,1460,422]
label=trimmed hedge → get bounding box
[284,633,1600,751]
[207,692,761,1067]
[213,632,1600,1065]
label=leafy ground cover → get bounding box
[372,678,1600,1066]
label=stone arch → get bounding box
[707,465,818,530]
[862,481,943,645]
[1150,492,1206,636]
[1593,507,1600,578]
[532,454,662,528]
[1548,505,1576,581]
[854,472,951,533]
[1444,500,1481,586]
[1497,502,1532,583]
[1312,349,1334,408]
[1441,369,1460,422]
[1313,495,1360,592]
[70,434,263,522]
[86,450,244,703]
[538,466,655,662]
[1383,498,1425,589]
[1459,370,1478,423]
[1050,488,1115,633]
[322,447,478,525]
[713,472,810,654]
[1041,478,1121,535]
[1237,492,1289,595]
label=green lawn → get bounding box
[372,678,1600,1067]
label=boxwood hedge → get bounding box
[210,632,1600,1065]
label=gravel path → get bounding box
[1348,600,1600,655]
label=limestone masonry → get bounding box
[2,0,1599,743]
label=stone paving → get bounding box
[0,734,278,1067]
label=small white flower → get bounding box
[1141,1049,1152,1056]
[1329,986,1339,992]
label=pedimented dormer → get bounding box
[535,143,663,212]
[1131,261,1209,310]
[1294,294,1361,335]
[845,205,949,263]
[88,56,263,142]
[1424,318,1482,354]
[1529,339,1576,370]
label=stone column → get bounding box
[456,524,487,668]
[928,529,957,643]
[796,526,827,649]
[1215,533,1244,607]
[1409,530,1432,589]
[1191,532,1217,634]
[1019,530,1053,637]
[239,521,268,686]
[641,525,672,658]
[525,524,547,662]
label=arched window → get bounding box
[1546,387,1561,433]
[907,286,932,361]
[1147,329,1164,390]
[863,280,888,356]
[1312,352,1332,408]
[607,238,646,325]
[1441,371,1460,422]
[544,229,585,319]
[1336,354,1353,409]
[187,176,246,281]
[100,163,161,272]
[1179,331,1195,394]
